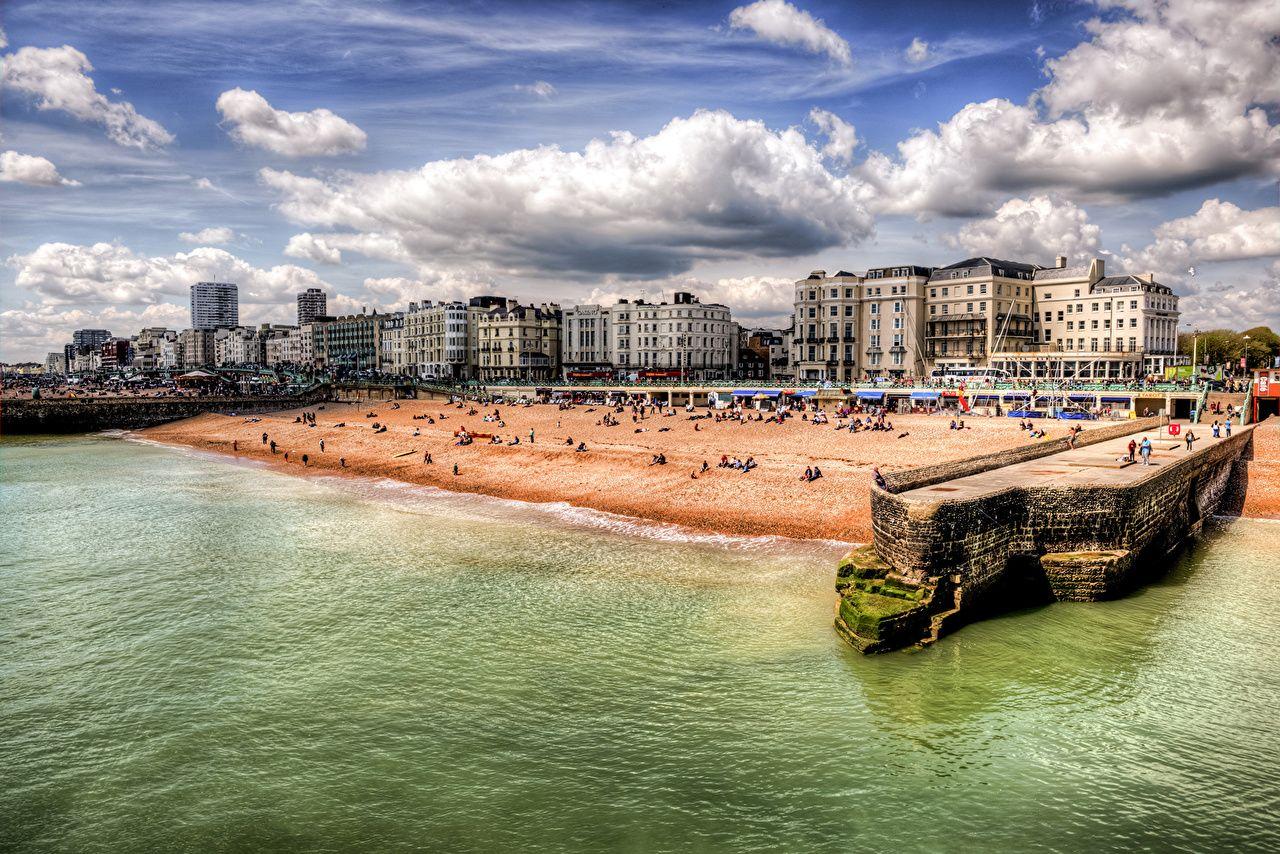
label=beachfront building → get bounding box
[741,328,790,381]
[132,327,178,371]
[100,337,134,372]
[926,258,1039,371]
[862,265,933,380]
[44,352,67,375]
[311,312,381,371]
[988,257,1182,381]
[626,292,736,379]
[265,329,299,367]
[297,288,327,326]
[215,327,265,367]
[404,300,469,380]
[561,303,614,379]
[190,282,239,330]
[179,328,215,368]
[378,312,409,376]
[792,270,863,383]
[475,301,563,382]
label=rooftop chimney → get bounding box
[1056,255,1067,268]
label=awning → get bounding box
[1101,396,1133,404]
[910,390,941,400]
[754,390,781,398]
[790,390,816,397]
[731,389,758,396]
[856,390,885,400]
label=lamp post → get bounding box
[1243,334,1252,376]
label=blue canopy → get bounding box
[755,390,781,398]
[791,390,816,397]
[731,389,758,396]
[910,390,941,400]
[1101,396,1133,404]
[856,390,885,400]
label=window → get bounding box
[830,305,838,316]
[893,301,902,313]
[1044,311,1052,322]
[845,288,853,298]
[870,304,879,315]
[966,303,973,313]
[966,285,974,295]
[980,284,987,294]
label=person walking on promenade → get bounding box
[1212,421,1220,439]
[1127,439,1137,462]
[1185,431,1195,451]
[1225,419,1232,437]
[1139,436,1152,466]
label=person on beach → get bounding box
[233,440,238,452]
[811,466,823,481]
[284,451,289,462]
[802,466,813,481]
[529,429,535,444]
[302,454,309,467]
[1127,439,1137,462]
[340,458,346,468]
[1140,436,1152,465]
[873,467,887,490]
[453,463,459,476]
[270,440,277,454]
[1225,420,1232,437]
[262,432,268,445]
[1212,421,1220,439]
[319,439,325,453]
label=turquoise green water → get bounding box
[2,434,1278,853]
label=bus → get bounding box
[928,367,1009,385]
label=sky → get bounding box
[1,0,1277,362]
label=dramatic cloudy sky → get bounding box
[2,0,1278,361]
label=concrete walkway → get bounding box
[902,420,1252,500]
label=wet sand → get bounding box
[139,399,1065,542]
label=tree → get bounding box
[1179,326,1278,372]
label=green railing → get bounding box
[1240,380,1254,425]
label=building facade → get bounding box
[311,312,381,371]
[190,281,239,330]
[297,288,327,326]
[792,270,863,383]
[475,302,562,382]
[989,257,1182,380]
[862,265,932,379]
[925,258,1038,370]
[404,300,469,380]
[179,328,215,368]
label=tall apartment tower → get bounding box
[297,287,328,326]
[190,282,239,330]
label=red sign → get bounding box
[1168,423,1181,436]
[639,369,683,379]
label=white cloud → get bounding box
[1,45,174,149]
[362,270,494,307]
[0,150,80,186]
[193,177,216,191]
[178,226,235,245]
[215,88,367,157]
[860,0,1280,216]
[515,80,557,98]
[808,107,857,163]
[944,195,1101,264]
[1,302,192,361]
[259,109,875,280]
[1178,265,1280,332]
[905,38,929,64]
[6,241,331,310]
[1122,200,1280,277]
[284,232,343,265]
[728,0,851,66]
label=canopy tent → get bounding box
[1100,396,1134,404]
[856,390,885,400]
[790,390,816,398]
[910,390,941,400]
[731,389,758,397]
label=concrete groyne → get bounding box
[1,391,329,435]
[837,420,1256,653]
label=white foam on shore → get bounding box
[120,432,854,554]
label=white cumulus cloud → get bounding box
[0,150,79,186]
[808,108,858,163]
[1122,200,1280,277]
[860,0,1280,216]
[905,38,929,64]
[258,109,875,281]
[728,0,851,65]
[215,88,367,157]
[944,196,1101,265]
[284,232,343,265]
[178,226,235,245]
[1,45,174,149]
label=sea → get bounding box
[2,433,1278,853]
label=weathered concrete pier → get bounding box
[836,418,1256,652]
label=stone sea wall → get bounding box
[844,426,1255,652]
[881,415,1165,493]
[1,391,329,435]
